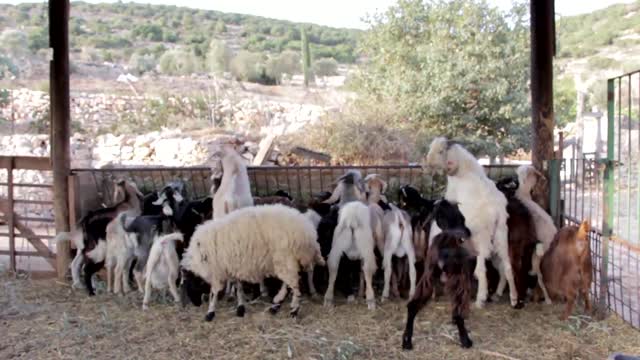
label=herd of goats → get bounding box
[55,137,594,350]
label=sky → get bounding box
[0,0,637,29]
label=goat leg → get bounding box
[453,315,473,348]
[83,260,102,296]
[402,275,433,350]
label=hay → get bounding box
[1,272,639,360]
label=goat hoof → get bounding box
[289,308,299,318]
[269,304,281,315]
[236,305,245,317]
[474,300,485,309]
[142,304,149,311]
[513,300,525,310]
[323,298,333,307]
[204,311,215,322]
[544,299,552,305]
[401,336,413,350]
[71,281,83,290]
[367,300,376,310]
[460,336,473,349]
[346,295,355,304]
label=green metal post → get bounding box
[548,159,561,226]
[598,79,616,319]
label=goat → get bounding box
[69,180,142,295]
[322,170,366,206]
[540,220,593,320]
[425,137,519,308]
[494,177,539,308]
[402,229,475,349]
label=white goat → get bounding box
[381,204,416,301]
[324,201,378,310]
[515,164,556,304]
[425,137,519,308]
[142,232,184,310]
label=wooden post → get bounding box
[530,0,555,210]
[7,157,15,273]
[50,0,71,281]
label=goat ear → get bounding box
[152,193,166,206]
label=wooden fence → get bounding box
[0,156,57,277]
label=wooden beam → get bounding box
[253,134,277,166]
[0,200,57,269]
[0,156,51,170]
[7,158,15,272]
[530,0,555,210]
[290,146,331,164]
[50,0,71,283]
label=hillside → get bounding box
[0,1,360,82]
[555,1,640,118]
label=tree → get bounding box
[206,40,231,74]
[554,77,578,127]
[128,53,157,74]
[0,29,28,57]
[159,49,199,75]
[214,19,227,34]
[269,50,300,81]
[353,0,531,158]
[301,26,312,87]
[312,57,338,78]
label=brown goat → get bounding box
[540,220,593,320]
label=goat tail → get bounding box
[445,269,471,319]
[158,232,184,244]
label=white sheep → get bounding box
[181,204,325,320]
[515,164,557,304]
[323,201,378,310]
[425,137,519,308]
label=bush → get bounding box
[312,57,338,77]
[128,53,157,74]
[0,29,28,57]
[132,24,163,41]
[159,49,199,75]
[230,51,276,84]
[587,56,621,70]
[27,27,48,52]
[291,98,412,165]
[214,19,226,34]
[0,55,19,79]
[267,50,300,81]
[206,40,231,74]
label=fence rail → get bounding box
[0,156,57,275]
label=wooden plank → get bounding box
[0,156,51,171]
[290,146,331,163]
[15,216,55,223]
[253,134,276,166]
[0,200,56,269]
[7,159,15,272]
[0,250,55,258]
[13,199,54,205]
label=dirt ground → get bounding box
[1,272,639,360]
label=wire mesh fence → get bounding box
[70,164,519,211]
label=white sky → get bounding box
[0,0,636,29]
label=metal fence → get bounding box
[557,69,640,329]
[70,164,518,213]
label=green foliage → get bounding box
[312,57,338,77]
[0,29,28,57]
[206,40,231,74]
[351,0,531,158]
[554,77,577,127]
[128,53,157,74]
[587,56,621,71]
[214,19,227,34]
[556,1,640,59]
[0,55,19,78]
[132,24,164,41]
[586,80,608,111]
[159,49,200,75]
[27,27,48,52]
[301,26,311,87]
[267,50,300,81]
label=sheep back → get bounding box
[182,204,322,285]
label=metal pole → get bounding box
[7,158,15,272]
[50,0,71,280]
[599,79,616,319]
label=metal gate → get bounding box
[554,69,640,328]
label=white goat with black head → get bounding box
[425,137,520,309]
